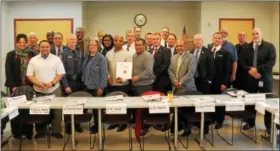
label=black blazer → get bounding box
[239,40,276,92]
[212,48,232,86]
[191,47,216,82]
[50,45,66,56]
[5,50,36,88]
[149,46,171,77]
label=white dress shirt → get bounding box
[123,42,136,56]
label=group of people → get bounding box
[3,25,277,140]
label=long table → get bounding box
[3,94,279,150]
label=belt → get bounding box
[66,75,81,80]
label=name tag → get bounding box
[149,103,170,114]
[194,102,215,112]
[29,104,50,115]
[258,81,264,88]
[63,105,83,115]
[255,102,268,115]
[225,100,245,111]
[106,103,127,114]
[8,107,19,120]
[245,94,266,103]
[6,95,27,107]
[274,113,279,125]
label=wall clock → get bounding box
[134,14,147,27]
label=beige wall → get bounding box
[82,1,201,40]
[200,1,279,72]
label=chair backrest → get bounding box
[106,91,129,97]
[68,91,92,97]
[12,86,34,100]
[141,91,166,96]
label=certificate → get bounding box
[116,62,132,79]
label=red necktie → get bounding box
[212,48,216,54]
[153,48,158,57]
[58,47,61,57]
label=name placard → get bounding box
[245,94,266,103]
[8,107,19,120]
[6,95,27,107]
[149,103,170,114]
[63,105,83,115]
[106,103,127,114]
[195,103,215,112]
[255,102,268,115]
[29,104,50,115]
[225,100,245,111]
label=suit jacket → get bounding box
[76,37,90,57]
[191,47,215,82]
[168,52,196,91]
[5,50,36,88]
[149,46,171,87]
[50,45,66,56]
[239,40,276,92]
[212,48,232,86]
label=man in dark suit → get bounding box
[46,30,54,46]
[239,28,276,132]
[191,34,215,94]
[210,32,232,129]
[167,33,177,57]
[233,31,248,90]
[145,32,154,51]
[149,32,171,94]
[50,32,66,58]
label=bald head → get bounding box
[252,28,262,43]
[238,31,247,44]
[46,30,54,44]
[67,34,77,49]
[220,28,229,40]
[193,34,204,48]
[28,32,38,46]
[175,40,185,55]
[114,34,124,50]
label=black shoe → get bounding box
[117,124,127,132]
[161,124,169,132]
[214,123,223,129]
[35,132,46,139]
[90,125,98,134]
[140,128,149,136]
[75,124,83,133]
[51,133,63,139]
[242,124,254,130]
[181,131,191,137]
[107,124,119,130]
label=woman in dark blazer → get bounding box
[82,39,108,134]
[5,33,36,139]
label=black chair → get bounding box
[176,90,214,150]
[139,91,171,151]
[217,88,257,145]
[62,91,96,150]
[102,91,132,151]
[12,86,52,151]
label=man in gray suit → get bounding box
[168,40,197,95]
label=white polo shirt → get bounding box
[26,53,65,93]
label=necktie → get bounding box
[253,44,259,67]
[58,47,61,57]
[176,55,182,78]
[212,48,216,58]
[153,48,158,57]
[194,49,200,78]
[127,44,130,51]
[164,41,167,47]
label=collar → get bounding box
[213,45,221,51]
[40,54,49,59]
[178,51,185,56]
[153,46,160,50]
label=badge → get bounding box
[258,81,264,88]
[68,56,73,59]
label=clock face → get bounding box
[134,14,147,27]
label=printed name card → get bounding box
[105,95,124,101]
[274,113,279,125]
[29,104,50,115]
[6,95,27,107]
[142,94,161,102]
[255,102,269,115]
[191,96,215,104]
[65,98,87,105]
[194,102,215,113]
[225,100,245,111]
[35,95,55,103]
[149,103,170,114]
[63,105,83,115]
[245,94,266,103]
[8,107,19,120]
[106,103,127,114]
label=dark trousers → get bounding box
[87,89,100,126]
[108,84,130,95]
[62,79,82,96]
[195,78,212,94]
[131,85,152,96]
[10,109,34,137]
[211,82,225,124]
[153,75,171,94]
